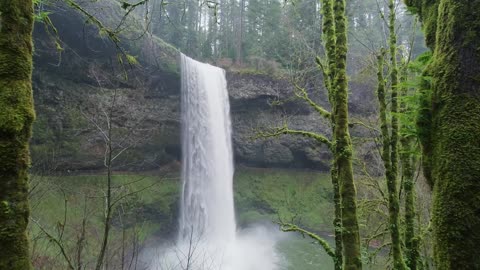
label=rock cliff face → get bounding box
[227,73,332,170]
[32,66,332,171]
[32,3,373,172]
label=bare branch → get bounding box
[31,218,75,270]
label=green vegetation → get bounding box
[278,236,335,270]
[400,57,422,270]
[235,167,333,230]
[254,1,363,267]
[29,174,179,269]
[373,2,408,269]
[29,168,337,268]
[277,234,388,270]
[404,1,480,268]
[30,174,179,229]
[1,0,477,269]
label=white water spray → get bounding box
[147,54,282,270]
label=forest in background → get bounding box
[143,0,426,69]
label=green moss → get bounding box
[0,81,35,134]
[430,96,480,269]
[405,0,480,268]
[330,0,362,268]
[382,1,408,268]
[416,70,433,185]
[321,1,343,268]
[0,0,35,269]
[322,0,336,99]
[400,58,420,270]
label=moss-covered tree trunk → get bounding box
[400,63,419,270]
[321,0,342,269]
[377,48,408,270]
[386,1,408,268]
[404,0,480,269]
[262,1,361,267]
[401,126,418,270]
[0,0,35,269]
[333,0,362,269]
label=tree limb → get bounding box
[253,123,332,149]
[278,222,336,260]
[31,218,75,270]
[292,82,332,120]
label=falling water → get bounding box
[147,54,281,270]
[179,53,236,244]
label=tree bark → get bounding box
[321,1,342,268]
[401,132,418,270]
[386,1,408,268]
[332,0,362,269]
[404,0,480,269]
[0,0,35,269]
[400,62,419,270]
[235,0,245,64]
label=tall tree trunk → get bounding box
[400,62,419,270]
[321,0,342,268]
[386,1,408,268]
[235,0,245,64]
[331,168,343,270]
[0,1,35,269]
[401,122,418,270]
[150,0,162,36]
[95,91,117,270]
[404,0,480,269]
[332,0,362,269]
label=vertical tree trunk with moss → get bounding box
[0,0,35,269]
[400,118,419,270]
[321,0,342,269]
[333,0,362,269]
[386,1,408,268]
[400,63,419,270]
[404,0,480,269]
[377,48,408,270]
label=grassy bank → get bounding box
[234,167,333,231]
[28,167,334,268]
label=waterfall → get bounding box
[146,54,281,270]
[179,53,236,244]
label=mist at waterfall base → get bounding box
[145,54,284,270]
